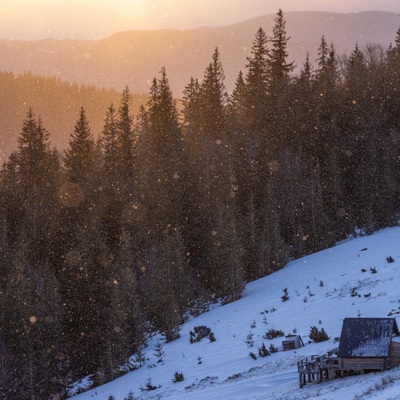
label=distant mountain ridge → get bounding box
[0,11,399,95]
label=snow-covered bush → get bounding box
[258,343,270,357]
[263,329,285,340]
[173,372,184,383]
[190,326,216,343]
[309,326,329,342]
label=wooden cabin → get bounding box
[337,317,400,373]
[298,317,400,388]
[282,334,304,351]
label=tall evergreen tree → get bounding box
[98,103,124,251]
[284,53,329,256]
[138,67,194,333]
[116,86,136,200]
[60,107,115,381]
[12,109,61,264]
[314,39,347,241]
[0,109,64,399]
[198,47,228,138]
[139,67,186,236]
[268,9,295,90]
[101,103,119,186]
[386,27,400,133]
[64,107,95,186]
[230,26,287,281]
[242,27,269,131]
[182,77,201,135]
[267,9,295,154]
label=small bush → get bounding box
[263,329,285,340]
[309,326,329,343]
[153,340,165,363]
[172,372,184,383]
[281,288,289,302]
[190,326,216,343]
[387,256,395,263]
[249,351,257,360]
[123,392,135,400]
[258,343,270,357]
[319,280,324,287]
[140,377,159,392]
[245,332,254,348]
[370,267,377,274]
[361,268,367,273]
[269,344,279,353]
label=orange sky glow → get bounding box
[1,0,400,40]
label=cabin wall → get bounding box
[282,335,302,351]
[341,357,387,372]
[390,342,400,368]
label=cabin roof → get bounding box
[337,318,399,358]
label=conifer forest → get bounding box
[2,10,400,399]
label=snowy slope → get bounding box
[70,228,400,400]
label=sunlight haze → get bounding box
[1,0,400,39]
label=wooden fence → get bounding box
[297,349,390,388]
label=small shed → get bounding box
[282,334,304,351]
[337,317,400,372]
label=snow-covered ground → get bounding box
[70,227,400,400]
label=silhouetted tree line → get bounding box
[1,9,400,399]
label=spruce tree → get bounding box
[243,27,269,131]
[98,103,125,251]
[61,107,114,381]
[101,103,119,187]
[230,26,287,280]
[116,86,136,200]
[268,9,295,90]
[198,47,227,138]
[267,9,295,154]
[182,77,201,134]
[137,68,193,331]
[139,67,186,236]
[64,107,95,186]
[0,110,65,399]
[314,39,346,242]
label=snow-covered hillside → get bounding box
[70,228,400,400]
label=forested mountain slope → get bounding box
[0,72,146,160]
[0,11,398,95]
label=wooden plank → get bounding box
[390,342,400,367]
[389,342,400,368]
[341,358,386,371]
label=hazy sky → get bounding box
[1,0,400,40]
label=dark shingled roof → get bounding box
[337,318,399,358]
